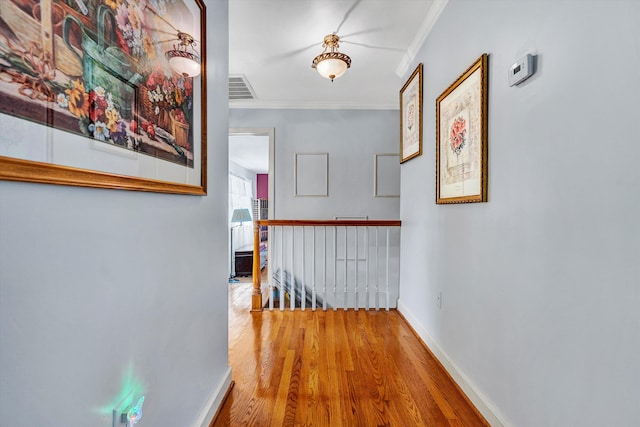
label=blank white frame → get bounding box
[295,153,328,197]
[374,153,400,197]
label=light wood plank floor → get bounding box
[212,283,488,427]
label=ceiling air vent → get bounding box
[229,75,256,100]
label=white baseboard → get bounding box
[192,367,233,427]
[397,301,509,427]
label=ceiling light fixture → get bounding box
[311,34,351,82]
[165,32,201,78]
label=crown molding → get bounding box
[229,100,399,111]
[395,0,449,78]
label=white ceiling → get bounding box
[229,0,447,110]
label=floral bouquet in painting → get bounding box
[143,66,192,147]
[449,116,467,156]
[144,67,192,113]
[406,102,415,131]
[58,80,134,148]
[108,0,175,62]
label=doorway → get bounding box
[228,128,274,284]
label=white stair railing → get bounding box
[252,220,401,311]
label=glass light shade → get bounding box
[315,57,349,81]
[166,51,201,77]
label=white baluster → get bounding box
[365,227,369,311]
[333,226,337,311]
[355,226,359,311]
[386,226,390,311]
[301,227,306,311]
[323,226,327,311]
[375,227,379,311]
[280,226,284,311]
[343,226,348,309]
[291,226,295,311]
[269,225,274,311]
[312,227,316,311]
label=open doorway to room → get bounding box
[228,128,274,287]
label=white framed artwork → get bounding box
[294,152,328,197]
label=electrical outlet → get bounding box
[112,410,129,427]
[436,291,442,309]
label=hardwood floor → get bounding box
[213,283,488,427]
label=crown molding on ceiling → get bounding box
[229,100,399,111]
[395,0,449,78]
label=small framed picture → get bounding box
[400,63,423,163]
[436,54,488,204]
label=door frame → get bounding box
[228,128,275,220]
[228,128,275,292]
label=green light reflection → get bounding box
[95,364,145,415]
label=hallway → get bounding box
[212,283,488,426]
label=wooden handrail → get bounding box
[251,219,401,311]
[257,219,401,227]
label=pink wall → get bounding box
[256,174,268,199]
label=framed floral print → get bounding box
[436,54,488,204]
[399,63,422,163]
[0,0,207,194]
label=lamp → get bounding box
[311,34,351,82]
[165,32,201,77]
[229,208,252,282]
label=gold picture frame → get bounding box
[399,63,423,163]
[436,54,488,204]
[0,0,207,195]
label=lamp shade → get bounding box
[315,56,349,81]
[231,208,252,223]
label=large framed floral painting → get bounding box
[0,0,206,194]
[399,63,422,163]
[436,54,488,204]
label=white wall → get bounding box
[229,109,400,220]
[0,1,230,426]
[399,1,640,426]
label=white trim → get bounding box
[397,301,510,427]
[228,128,275,220]
[228,127,275,293]
[229,100,399,111]
[191,367,233,427]
[395,0,449,78]
[374,153,400,198]
[294,153,329,197]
